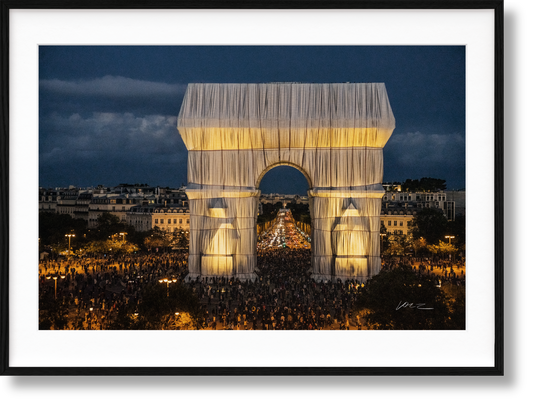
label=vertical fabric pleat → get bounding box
[178,83,394,281]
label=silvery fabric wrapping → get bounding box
[178,83,394,281]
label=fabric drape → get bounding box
[178,83,394,280]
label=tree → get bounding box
[83,239,139,255]
[39,292,70,330]
[385,233,409,256]
[446,215,466,246]
[410,208,448,244]
[379,224,390,254]
[257,202,283,223]
[427,240,458,259]
[144,227,170,252]
[401,177,447,192]
[352,264,451,330]
[441,283,465,329]
[91,212,134,241]
[170,228,189,250]
[411,237,428,257]
[39,212,87,249]
[119,282,205,330]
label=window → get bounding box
[187,219,189,224]
[381,220,384,226]
[399,230,403,235]
[394,221,397,226]
[388,221,391,226]
[173,219,177,224]
[155,219,158,224]
[168,219,171,224]
[400,221,403,226]
[179,219,183,224]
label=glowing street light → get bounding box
[89,307,94,330]
[159,277,178,297]
[445,235,455,244]
[46,272,65,300]
[119,232,127,242]
[65,233,75,255]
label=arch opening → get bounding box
[255,162,312,191]
[256,165,314,287]
[257,165,312,252]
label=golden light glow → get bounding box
[179,83,394,280]
[179,127,394,151]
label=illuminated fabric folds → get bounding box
[177,83,395,281]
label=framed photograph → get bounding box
[0,1,503,376]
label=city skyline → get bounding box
[39,46,466,194]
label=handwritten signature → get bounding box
[396,301,434,310]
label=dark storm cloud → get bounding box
[383,131,465,189]
[39,75,191,187]
[39,111,188,187]
[40,75,186,98]
[40,76,187,117]
[39,46,465,190]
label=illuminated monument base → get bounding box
[309,187,384,282]
[178,83,395,282]
[185,186,260,281]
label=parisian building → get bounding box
[40,186,464,239]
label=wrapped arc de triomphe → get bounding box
[177,83,395,282]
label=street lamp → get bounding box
[46,272,65,300]
[445,235,456,264]
[65,233,75,255]
[380,233,386,253]
[159,277,178,297]
[119,232,127,242]
[445,235,455,244]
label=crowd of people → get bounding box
[380,255,466,285]
[39,247,365,330]
[39,213,465,331]
[39,252,190,330]
[191,248,360,330]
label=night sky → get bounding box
[39,46,465,194]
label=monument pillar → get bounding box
[186,186,259,281]
[309,187,384,282]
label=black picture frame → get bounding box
[0,0,504,376]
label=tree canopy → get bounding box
[39,212,87,248]
[410,208,448,244]
[352,265,459,330]
[109,282,205,330]
[401,177,447,192]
